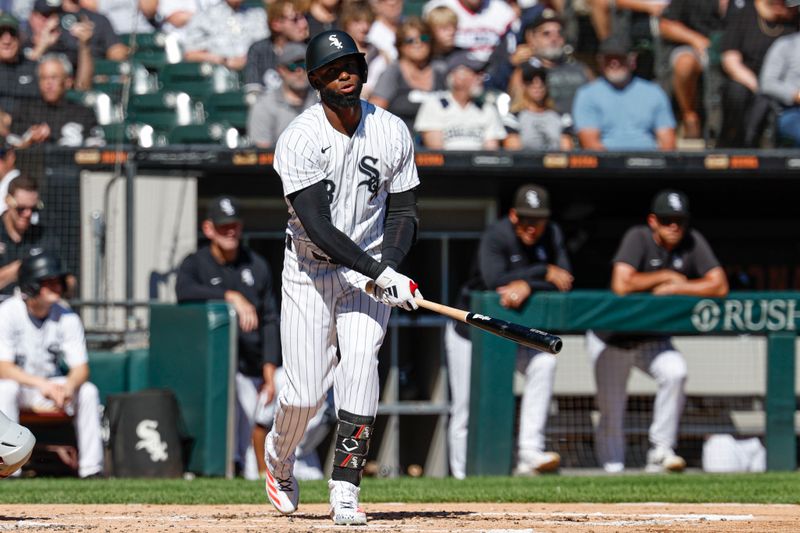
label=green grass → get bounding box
[0,473,798,505]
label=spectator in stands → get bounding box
[424,5,459,72]
[24,3,93,90]
[339,1,386,98]
[0,13,41,115]
[0,251,105,478]
[500,8,592,121]
[572,36,675,150]
[9,53,101,148]
[244,0,309,95]
[659,0,727,140]
[587,189,728,473]
[370,17,447,135]
[156,0,220,45]
[247,43,315,148]
[760,26,800,147]
[306,0,340,37]
[720,0,797,147]
[181,0,268,72]
[505,64,573,150]
[29,0,129,64]
[0,177,60,296]
[414,50,507,149]
[175,196,281,479]
[446,184,571,479]
[587,0,668,43]
[0,141,20,217]
[422,0,515,62]
[78,0,157,35]
[367,0,403,61]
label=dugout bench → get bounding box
[467,291,799,475]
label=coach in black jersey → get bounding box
[446,184,572,479]
[175,195,280,478]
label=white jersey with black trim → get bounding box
[0,296,88,378]
[274,100,420,260]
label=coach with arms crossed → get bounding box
[586,190,728,474]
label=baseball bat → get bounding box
[366,282,562,354]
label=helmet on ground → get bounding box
[18,250,69,296]
[0,409,35,478]
[305,30,368,84]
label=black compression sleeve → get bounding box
[381,188,418,268]
[288,181,385,279]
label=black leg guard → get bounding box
[331,409,374,486]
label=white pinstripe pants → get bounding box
[267,247,390,478]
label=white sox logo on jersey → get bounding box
[329,34,343,49]
[358,156,380,197]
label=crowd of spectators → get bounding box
[0,0,798,151]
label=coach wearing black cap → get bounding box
[445,183,573,479]
[175,196,280,478]
[586,189,728,474]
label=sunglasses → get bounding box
[0,27,18,38]
[8,197,43,216]
[284,61,306,72]
[282,13,305,23]
[656,215,688,227]
[402,35,431,45]
[518,216,546,226]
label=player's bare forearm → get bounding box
[0,260,21,291]
[65,363,90,391]
[0,361,48,389]
[652,267,729,297]
[611,264,686,295]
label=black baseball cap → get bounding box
[206,195,242,225]
[445,50,488,75]
[33,0,64,15]
[651,189,690,217]
[599,35,631,56]
[513,184,551,217]
[522,7,563,34]
[521,63,548,83]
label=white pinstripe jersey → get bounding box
[274,100,420,258]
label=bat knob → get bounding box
[550,337,563,354]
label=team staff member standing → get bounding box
[587,190,729,473]
[446,184,572,479]
[266,30,422,526]
[175,196,280,479]
[0,251,104,478]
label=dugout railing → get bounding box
[467,291,799,475]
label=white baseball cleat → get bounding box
[645,447,686,473]
[0,410,35,479]
[329,479,367,525]
[513,451,561,476]
[265,467,299,514]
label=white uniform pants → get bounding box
[585,331,688,467]
[0,378,104,478]
[267,249,390,478]
[445,321,557,479]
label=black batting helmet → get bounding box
[306,30,368,84]
[18,251,69,296]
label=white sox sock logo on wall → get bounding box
[329,34,343,49]
[358,156,380,198]
[135,419,168,462]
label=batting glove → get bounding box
[374,266,422,311]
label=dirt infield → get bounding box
[1,503,798,532]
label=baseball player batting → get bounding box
[265,30,422,526]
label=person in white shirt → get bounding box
[0,251,104,478]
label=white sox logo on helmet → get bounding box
[329,34,343,49]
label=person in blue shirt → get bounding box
[573,36,676,151]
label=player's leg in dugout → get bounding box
[444,320,471,479]
[235,372,263,479]
[586,330,635,472]
[514,347,559,473]
[635,340,687,457]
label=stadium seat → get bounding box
[127,91,199,132]
[160,62,240,99]
[166,122,240,147]
[205,91,250,130]
[125,32,182,71]
[93,59,156,100]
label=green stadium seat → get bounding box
[160,62,239,98]
[126,32,182,71]
[205,90,250,130]
[127,91,199,131]
[166,122,238,146]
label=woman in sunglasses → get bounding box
[369,17,446,137]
